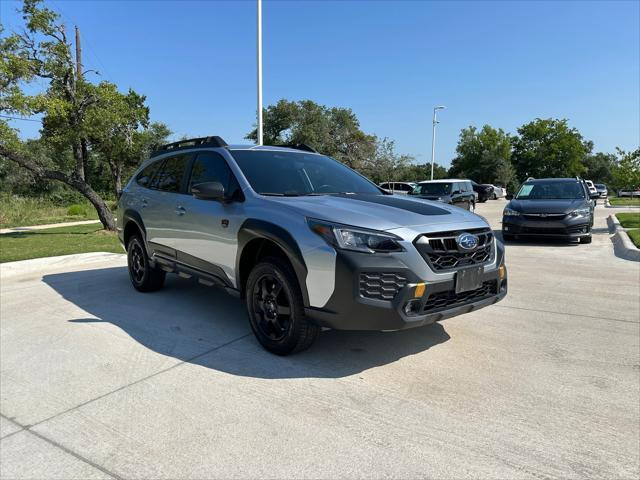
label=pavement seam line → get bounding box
[28,333,252,429]
[494,304,638,324]
[0,414,122,480]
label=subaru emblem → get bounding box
[456,232,479,250]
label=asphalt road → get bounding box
[1,200,639,479]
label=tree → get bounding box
[511,118,590,182]
[246,99,377,171]
[611,147,640,191]
[448,125,516,189]
[0,0,162,230]
[399,163,448,182]
[362,137,414,184]
[583,151,616,185]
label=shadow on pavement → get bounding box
[43,267,450,379]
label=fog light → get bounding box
[403,300,421,316]
[498,264,506,279]
[414,283,426,298]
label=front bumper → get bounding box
[502,215,591,238]
[305,248,507,331]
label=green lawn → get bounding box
[0,194,117,228]
[0,224,123,263]
[609,196,640,207]
[627,230,640,249]
[616,212,640,229]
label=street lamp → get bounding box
[257,0,263,146]
[430,105,446,180]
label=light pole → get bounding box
[430,105,446,180]
[257,0,263,145]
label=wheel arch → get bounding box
[236,220,309,306]
[122,210,147,249]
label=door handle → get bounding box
[175,205,186,216]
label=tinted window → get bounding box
[413,183,452,195]
[516,181,586,200]
[153,155,190,193]
[230,150,381,195]
[136,160,163,188]
[380,183,389,189]
[189,152,231,190]
[463,181,473,193]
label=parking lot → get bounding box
[1,199,638,479]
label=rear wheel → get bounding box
[246,257,319,355]
[502,232,515,242]
[127,235,166,292]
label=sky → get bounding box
[1,0,639,167]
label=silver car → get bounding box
[118,136,507,355]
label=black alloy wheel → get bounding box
[252,273,292,341]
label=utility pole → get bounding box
[256,0,263,146]
[430,105,446,180]
[75,26,82,78]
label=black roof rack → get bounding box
[151,136,228,157]
[277,143,318,153]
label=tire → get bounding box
[246,256,319,355]
[502,232,515,242]
[580,235,592,244]
[491,193,497,200]
[469,201,475,212]
[127,235,166,292]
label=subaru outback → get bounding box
[117,136,508,355]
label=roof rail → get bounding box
[277,143,318,153]
[151,136,228,157]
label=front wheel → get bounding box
[502,232,515,242]
[246,257,319,355]
[127,235,166,292]
[580,235,592,244]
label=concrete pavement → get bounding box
[1,200,638,479]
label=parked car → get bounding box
[379,181,417,195]
[118,137,507,355]
[502,178,598,244]
[618,188,640,197]
[595,184,608,198]
[470,181,494,203]
[489,185,506,200]
[409,179,476,211]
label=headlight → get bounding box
[308,219,404,253]
[569,208,591,218]
[503,207,521,217]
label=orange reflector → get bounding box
[414,283,426,298]
[498,265,506,279]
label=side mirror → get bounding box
[505,194,513,200]
[191,181,225,201]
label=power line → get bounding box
[0,115,42,123]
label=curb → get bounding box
[605,198,640,209]
[607,214,640,262]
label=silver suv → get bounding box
[117,136,507,355]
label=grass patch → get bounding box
[0,224,122,263]
[0,194,118,228]
[627,230,640,249]
[609,196,640,207]
[616,212,640,229]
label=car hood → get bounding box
[508,198,587,214]
[264,194,486,231]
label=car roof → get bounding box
[524,178,581,184]
[226,144,321,155]
[418,179,468,184]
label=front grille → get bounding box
[523,213,567,221]
[422,281,498,313]
[414,228,494,272]
[359,272,407,300]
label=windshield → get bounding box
[412,183,452,196]
[230,150,381,196]
[515,181,585,200]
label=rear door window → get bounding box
[153,154,190,193]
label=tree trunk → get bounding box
[0,145,117,231]
[108,159,123,199]
[81,138,90,184]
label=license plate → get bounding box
[455,266,484,293]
